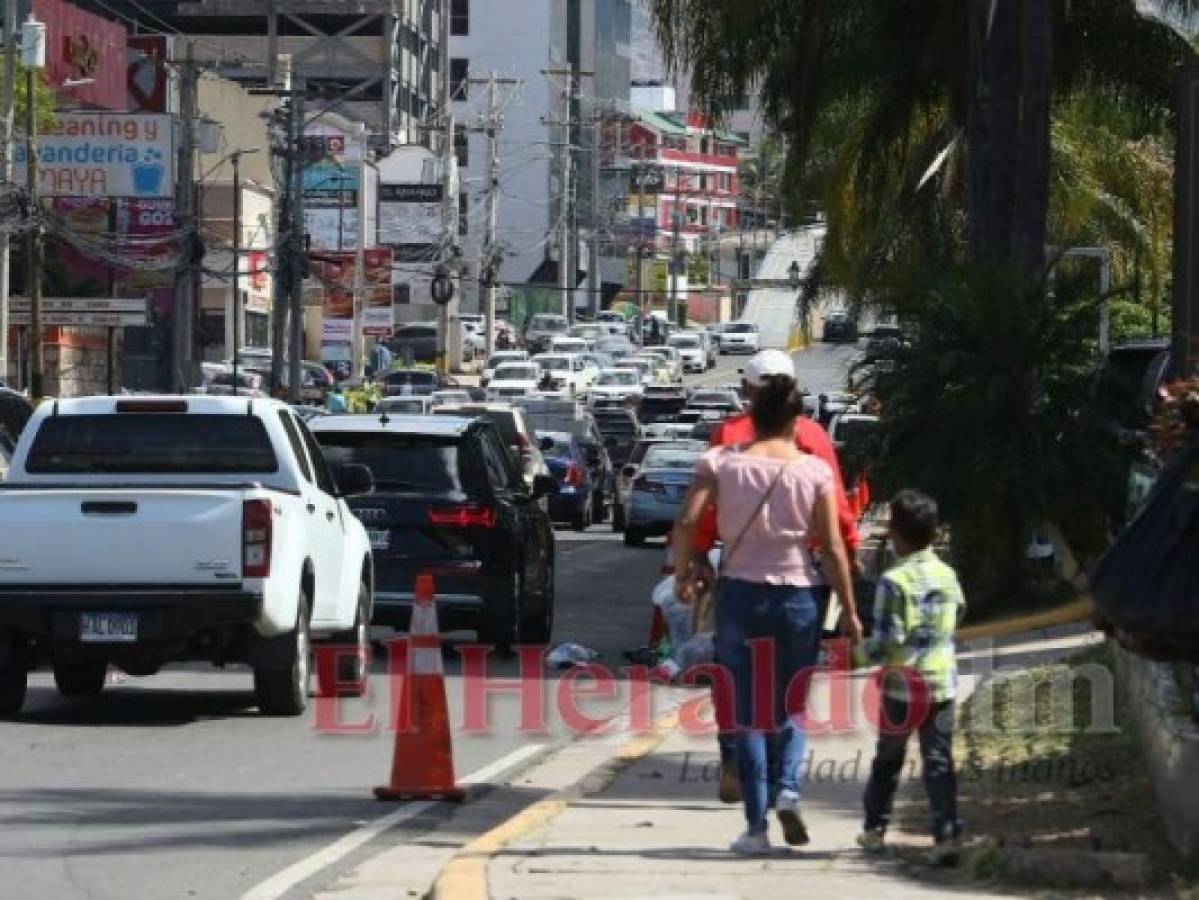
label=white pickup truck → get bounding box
[0,396,376,718]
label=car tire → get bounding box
[572,497,592,532]
[0,664,27,717]
[520,555,554,644]
[317,582,371,699]
[254,591,311,717]
[52,661,107,697]
[611,503,625,532]
[480,568,520,654]
[593,492,609,524]
[623,527,645,548]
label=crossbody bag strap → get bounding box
[718,460,792,575]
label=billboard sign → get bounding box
[378,183,442,261]
[303,162,359,250]
[14,113,174,198]
[363,248,394,336]
[35,0,127,111]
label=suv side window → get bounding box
[278,411,313,483]
[479,427,514,493]
[296,419,338,496]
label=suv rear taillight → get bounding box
[428,504,496,528]
[565,463,584,486]
[242,499,273,578]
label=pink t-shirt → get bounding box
[696,446,833,586]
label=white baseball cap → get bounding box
[743,349,795,387]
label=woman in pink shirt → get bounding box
[674,352,861,856]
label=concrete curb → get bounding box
[956,596,1095,642]
[430,712,681,900]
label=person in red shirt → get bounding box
[690,350,861,804]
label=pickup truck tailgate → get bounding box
[0,488,248,585]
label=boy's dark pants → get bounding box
[863,694,960,840]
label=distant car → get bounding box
[623,440,705,546]
[433,402,550,489]
[719,322,760,354]
[637,386,688,424]
[290,405,327,423]
[589,368,645,406]
[430,389,474,408]
[569,323,605,347]
[592,407,641,471]
[642,421,695,441]
[643,346,684,382]
[704,322,725,351]
[630,353,671,385]
[382,368,443,397]
[533,353,595,398]
[390,322,439,364]
[686,388,742,416]
[481,350,530,387]
[550,335,591,355]
[486,362,541,402]
[866,324,905,350]
[822,312,857,343]
[829,412,880,451]
[690,419,721,442]
[579,351,614,375]
[377,396,432,415]
[312,414,557,649]
[818,391,859,428]
[524,313,570,354]
[206,370,265,397]
[540,431,603,531]
[667,333,707,374]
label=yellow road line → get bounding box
[432,713,681,900]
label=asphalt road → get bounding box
[0,344,856,900]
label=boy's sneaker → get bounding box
[775,791,810,846]
[718,761,741,804]
[729,830,772,856]
[856,827,886,853]
[928,824,963,867]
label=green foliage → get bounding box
[1,60,58,132]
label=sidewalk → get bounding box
[481,674,1006,900]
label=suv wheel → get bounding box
[520,556,554,644]
[623,527,645,548]
[0,664,27,717]
[53,661,107,697]
[572,496,592,532]
[317,582,371,698]
[255,591,311,716]
[611,502,625,532]
[480,570,520,654]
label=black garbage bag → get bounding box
[1092,433,1199,662]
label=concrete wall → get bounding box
[1113,642,1199,860]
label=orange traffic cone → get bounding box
[374,573,465,802]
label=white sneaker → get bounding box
[775,791,810,846]
[729,830,772,856]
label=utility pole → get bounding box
[351,122,367,380]
[635,167,645,321]
[23,13,45,400]
[173,42,198,393]
[231,148,243,393]
[435,0,458,375]
[0,0,16,385]
[669,165,683,326]
[589,113,601,318]
[557,73,572,320]
[288,80,304,402]
[467,72,520,360]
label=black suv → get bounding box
[822,313,857,343]
[312,414,557,650]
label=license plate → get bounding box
[80,612,137,643]
[367,528,391,550]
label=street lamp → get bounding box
[21,13,45,400]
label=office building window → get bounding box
[450,58,469,101]
[454,130,469,168]
[458,192,469,236]
[451,0,469,35]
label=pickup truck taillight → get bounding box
[428,504,496,528]
[565,463,584,487]
[242,499,273,578]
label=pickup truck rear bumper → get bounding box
[0,585,263,642]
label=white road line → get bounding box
[240,742,546,900]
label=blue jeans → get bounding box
[715,578,822,834]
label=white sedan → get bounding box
[667,334,707,374]
[486,362,541,402]
[481,349,530,386]
[588,368,645,405]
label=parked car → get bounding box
[589,368,644,406]
[623,440,705,546]
[390,322,439,364]
[822,312,857,343]
[667,333,707,374]
[377,396,432,415]
[312,414,556,650]
[719,321,760,354]
[540,431,603,531]
[637,385,689,424]
[0,396,376,716]
[432,402,550,489]
[523,313,570,354]
[481,349,530,387]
